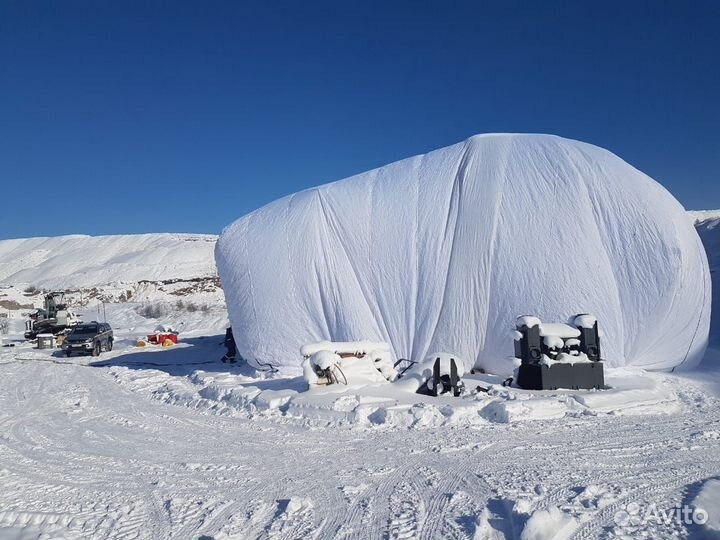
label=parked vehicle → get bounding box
[62,322,113,357]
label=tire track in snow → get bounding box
[1,355,719,539]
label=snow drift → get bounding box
[216,134,710,374]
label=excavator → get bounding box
[24,292,81,339]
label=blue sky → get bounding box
[1,1,718,239]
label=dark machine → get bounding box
[222,327,237,363]
[416,357,465,397]
[514,314,604,390]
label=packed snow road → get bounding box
[0,354,719,540]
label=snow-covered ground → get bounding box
[0,223,718,539]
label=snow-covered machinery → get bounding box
[301,341,397,387]
[416,356,465,397]
[514,314,604,390]
[393,353,467,397]
[136,325,179,347]
[24,292,80,339]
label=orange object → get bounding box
[147,333,178,345]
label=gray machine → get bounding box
[514,314,604,390]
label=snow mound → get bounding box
[0,233,218,288]
[693,478,720,534]
[216,133,710,374]
[520,506,577,540]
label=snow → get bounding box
[217,133,710,374]
[520,506,577,540]
[693,478,720,533]
[539,352,592,365]
[689,208,720,224]
[573,313,597,329]
[0,199,717,537]
[542,335,565,349]
[695,215,720,350]
[538,323,580,339]
[517,316,542,329]
[0,233,217,289]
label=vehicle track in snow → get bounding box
[0,359,719,539]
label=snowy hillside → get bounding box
[0,233,225,332]
[690,209,720,225]
[695,212,720,345]
[0,233,218,289]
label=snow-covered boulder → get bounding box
[216,134,710,374]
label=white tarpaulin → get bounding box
[216,134,710,374]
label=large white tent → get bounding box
[216,134,710,374]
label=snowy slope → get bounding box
[695,213,720,346]
[0,233,218,289]
[690,209,720,225]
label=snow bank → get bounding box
[108,357,682,428]
[216,134,710,374]
[693,478,720,534]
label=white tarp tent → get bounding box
[216,133,710,374]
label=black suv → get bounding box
[62,322,114,357]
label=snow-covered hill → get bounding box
[0,233,224,325]
[694,211,720,345]
[0,233,217,289]
[690,209,720,225]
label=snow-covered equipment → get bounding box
[394,353,467,396]
[417,356,465,397]
[303,350,345,386]
[36,333,56,350]
[514,315,604,390]
[145,325,178,346]
[216,133,710,375]
[24,292,81,339]
[300,341,397,386]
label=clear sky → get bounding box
[1,1,718,239]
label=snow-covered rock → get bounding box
[216,133,710,374]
